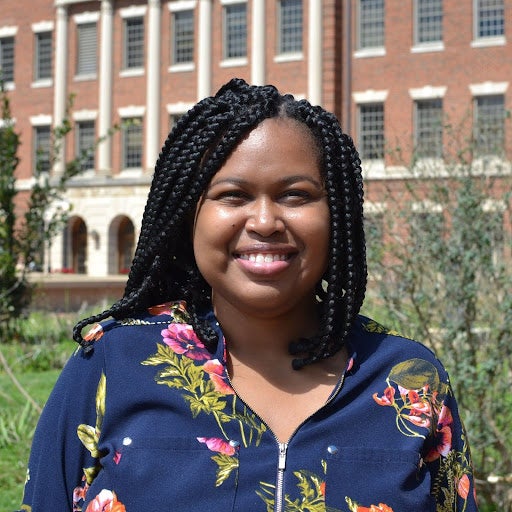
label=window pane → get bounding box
[34,125,51,174]
[359,0,384,49]
[77,121,95,170]
[35,31,52,80]
[478,0,504,37]
[173,10,194,64]
[416,0,443,43]
[77,23,97,75]
[0,37,15,83]
[359,104,384,159]
[124,17,144,69]
[475,95,505,155]
[224,3,247,59]
[415,99,443,158]
[279,0,303,54]
[123,119,142,168]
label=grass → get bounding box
[0,311,79,511]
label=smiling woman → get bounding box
[18,79,478,512]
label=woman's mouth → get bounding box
[237,252,290,263]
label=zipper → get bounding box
[274,442,288,512]
[223,344,350,512]
[272,370,348,512]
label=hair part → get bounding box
[73,78,367,369]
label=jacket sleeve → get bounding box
[426,371,479,511]
[17,337,106,512]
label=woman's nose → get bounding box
[245,198,285,236]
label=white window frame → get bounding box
[221,0,248,67]
[0,26,17,89]
[32,22,54,87]
[120,9,145,77]
[471,0,506,48]
[169,1,196,72]
[119,106,145,173]
[411,0,444,53]
[74,12,99,80]
[354,0,386,58]
[275,0,303,61]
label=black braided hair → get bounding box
[73,78,367,368]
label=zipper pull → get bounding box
[278,442,288,471]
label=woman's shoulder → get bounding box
[80,300,190,347]
[351,315,448,374]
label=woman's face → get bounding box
[193,117,330,319]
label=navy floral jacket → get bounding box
[19,301,478,512]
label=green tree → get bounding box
[0,86,114,340]
[364,122,512,510]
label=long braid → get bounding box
[74,78,367,367]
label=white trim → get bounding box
[120,5,148,18]
[74,11,100,24]
[168,1,197,12]
[31,21,55,32]
[169,63,195,73]
[469,81,508,96]
[412,200,443,213]
[220,0,247,4]
[274,52,303,63]
[471,36,506,48]
[119,68,145,78]
[118,106,145,118]
[73,109,98,121]
[0,26,18,37]
[30,114,52,126]
[31,79,53,88]
[166,102,195,114]
[409,85,447,100]
[353,47,386,59]
[364,201,388,215]
[482,199,506,213]
[353,89,388,104]
[0,117,15,128]
[410,42,444,53]
[220,57,248,68]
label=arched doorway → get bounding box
[64,216,87,274]
[117,217,135,274]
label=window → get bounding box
[172,10,194,64]
[0,37,15,83]
[359,104,384,159]
[223,3,247,59]
[123,17,144,69]
[474,95,505,155]
[122,119,143,169]
[414,99,443,158]
[34,31,52,81]
[76,121,95,171]
[358,0,385,49]
[76,22,97,76]
[476,0,504,38]
[278,0,303,54]
[33,125,51,175]
[415,0,443,44]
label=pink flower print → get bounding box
[161,323,210,360]
[197,437,237,456]
[113,451,122,464]
[373,386,396,406]
[425,404,454,461]
[85,489,126,512]
[203,359,234,395]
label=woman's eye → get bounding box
[214,190,249,203]
[281,190,312,203]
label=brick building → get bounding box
[1,0,510,289]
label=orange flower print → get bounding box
[197,436,237,455]
[83,324,104,343]
[425,404,453,461]
[346,497,394,512]
[373,386,395,406]
[203,359,234,395]
[85,489,126,512]
[457,473,470,499]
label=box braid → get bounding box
[73,78,366,370]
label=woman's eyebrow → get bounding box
[208,175,323,188]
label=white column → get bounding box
[98,0,114,175]
[197,0,212,100]
[308,0,323,105]
[251,0,265,85]
[53,4,68,176]
[145,0,161,170]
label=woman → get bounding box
[19,79,478,511]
